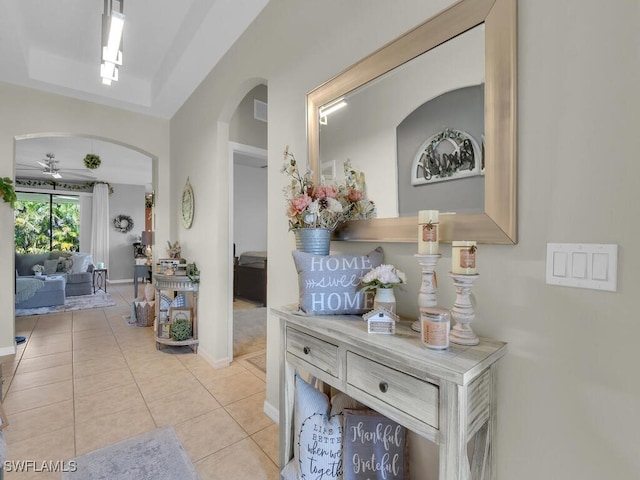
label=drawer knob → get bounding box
[379,381,389,393]
[303,346,311,355]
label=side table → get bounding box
[134,264,152,298]
[93,268,108,294]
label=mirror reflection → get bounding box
[318,25,485,218]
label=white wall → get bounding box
[108,183,146,280]
[170,0,640,478]
[0,82,171,354]
[234,164,267,255]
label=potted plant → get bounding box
[84,154,101,169]
[281,146,376,254]
[187,262,200,283]
[0,177,17,208]
[32,264,45,277]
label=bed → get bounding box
[234,251,267,306]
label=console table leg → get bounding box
[439,382,471,480]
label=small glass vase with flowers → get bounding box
[360,264,407,314]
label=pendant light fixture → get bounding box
[101,0,125,85]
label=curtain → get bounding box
[91,183,110,269]
[78,194,93,253]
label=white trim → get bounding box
[197,346,230,370]
[227,141,268,362]
[263,400,279,424]
[0,345,17,357]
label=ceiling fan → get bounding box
[16,153,97,180]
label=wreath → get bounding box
[113,214,134,233]
[84,154,102,169]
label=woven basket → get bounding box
[135,301,155,327]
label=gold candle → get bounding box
[418,210,439,254]
[451,241,477,274]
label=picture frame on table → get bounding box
[169,307,193,325]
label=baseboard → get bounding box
[0,345,16,357]
[108,279,133,285]
[197,346,230,370]
[263,399,279,424]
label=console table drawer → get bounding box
[347,351,439,428]
[286,327,339,377]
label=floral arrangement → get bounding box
[360,264,407,291]
[32,264,45,274]
[167,241,181,259]
[84,154,101,169]
[281,146,375,230]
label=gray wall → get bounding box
[234,163,267,255]
[397,85,484,216]
[108,183,146,281]
[229,84,268,147]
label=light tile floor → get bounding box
[1,283,279,479]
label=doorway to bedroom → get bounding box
[229,83,268,361]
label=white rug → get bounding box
[15,293,116,317]
[62,426,199,480]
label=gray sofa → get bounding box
[15,276,66,309]
[15,251,94,297]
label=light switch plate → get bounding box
[546,243,617,292]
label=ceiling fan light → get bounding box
[52,172,62,179]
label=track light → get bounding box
[101,0,125,85]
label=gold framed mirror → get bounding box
[307,0,517,244]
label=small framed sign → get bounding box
[343,409,408,480]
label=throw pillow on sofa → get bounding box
[57,257,73,273]
[71,252,93,273]
[44,259,59,275]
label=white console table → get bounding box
[273,305,507,480]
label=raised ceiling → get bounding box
[0,0,270,119]
[4,0,270,190]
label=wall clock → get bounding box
[181,178,194,229]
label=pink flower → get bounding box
[289,194,312,215]
[347,189,364,202]
[312,184,338,199]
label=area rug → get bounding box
[246,352,267,373]
[233,306,267,356]
[62,426,199,480]
[15,293,116,317]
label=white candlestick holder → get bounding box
[411,253,441,332]
[449,273,480,345]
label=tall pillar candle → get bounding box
[451,241,477,275]
[418,210,439,254]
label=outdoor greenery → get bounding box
[0,177,17,207]
[14,199,80,253]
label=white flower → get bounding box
[326,197,343,213]
[360,264,406,290]
[307,201,320,215]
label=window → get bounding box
[14,192,80,253]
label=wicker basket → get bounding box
[134,300,155,327]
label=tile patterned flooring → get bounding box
[1,283,279,479]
